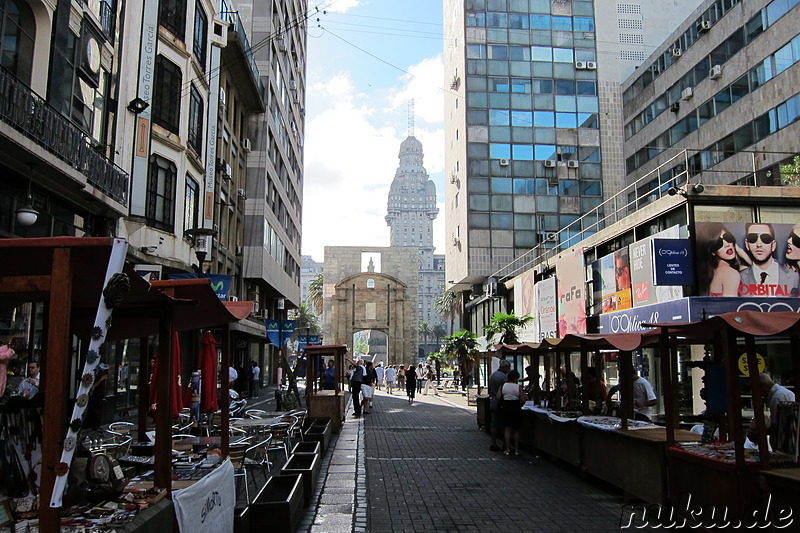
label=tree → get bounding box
[419,321,432,356]
[308,273,323,315]
[289,302,320,335]
[442,330,479,390]
[483,312,534,345]
[781,155,800,186]
[432,324,447,353]
[435,291,462,335]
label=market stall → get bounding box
[0,237,252,532]
[304,344,348,433]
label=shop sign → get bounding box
[737,352,766,376]
[653,238,693,286]
[598,298,690,334]
[536,277,557,340]
[266,319,295,347]
[688,297,800,320]
[556,249,587,336]
[169,273,231,300]
[630,226,683,307]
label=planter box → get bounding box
[302,416,331,430]
[280,452,321,508]
[303,422,331,453]
[234,506,249,533]
[291,441,321,458]
[249,474,304,533]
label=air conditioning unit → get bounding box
[278,37,288,51]
[545,232,558,242]
[681,87,693,100]
[567,160,580,168]
[449,173,458,184]
[670,48,682,58]
[237,188,246,199]
[586,61,597,70]
[697,20,712,32]
[452,236,460,247]
[228,295,238,302]
[485,277,498,298]
[499,158,510,166]
[575,61,587,69]
[544,159,557,168]
[289,80,297,90]
[709,65,723,79]
[242,138,252,152]
[256,309,269,320]
[670,101,681,112]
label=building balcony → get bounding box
[223,13,267,112]
[0,69,129,206]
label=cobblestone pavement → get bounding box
[300,387,652,533]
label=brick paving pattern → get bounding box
[300,387,655,532]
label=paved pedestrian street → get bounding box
[301,388,656,532]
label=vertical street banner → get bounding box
[265,319,296,347]
[129,2,159,216]
[515,268,538,342]
[535,276,557,340]
[204,32,223,226]
[556,249,587,336]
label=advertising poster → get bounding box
[630,226,683,307]
[591,249,632,314]
[694,222,800,298]
[535,276,557,340]
[556,249,586,336]
[515,269,538,342]
[653,238,693,286]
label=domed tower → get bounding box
[385,135,439,270]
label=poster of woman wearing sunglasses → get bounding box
[695,222,800,297]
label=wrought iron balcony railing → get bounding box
[0,68,129,206]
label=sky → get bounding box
[301,0,446,262]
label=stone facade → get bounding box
[322,247,419,366]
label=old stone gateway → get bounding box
[323,247,418,367]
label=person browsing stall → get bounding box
[18,361,40,399]
[606,367,657,422]
[488,359,511,452]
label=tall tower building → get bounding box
[386,135,446,355]
[443,0,704,292]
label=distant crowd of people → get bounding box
[345,361,443,415]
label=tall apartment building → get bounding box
[442,0,703,295]
[385,135,446,355]
[300,254,323,305]
[622,0,800,194]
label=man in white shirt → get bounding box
[606,368,657,422]
[416,363,425,393]
[228,366,238,383]
[18,361,41,399]
[384,365,397,394]
[375,363,385,391]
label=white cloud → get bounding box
[390,55,445,127]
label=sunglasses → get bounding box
[789,233,800,248]
[745,232,774,244]
[713,231,736,250]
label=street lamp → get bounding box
[15,164,38,227]
[184,227,217,274]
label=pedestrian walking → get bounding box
[362,361,377,414]
[498,369,528,455]
[385,365,397,394]
[423,365,438,395]
[405,366,417,404]
[250,361,260,398]
[488,359,510,451]
[346,364,354,393]
[351,360,365,417]
[416,363,425,393]
[375,362,385,391]
[396,364,405,391]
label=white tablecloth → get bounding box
[172,457,234,533]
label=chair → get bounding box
[283,414,304,443]
[266,423,291,463]
[243,434,273,474]
[107,422,135,456]
[229,443,250,503]
[245,409,271,419]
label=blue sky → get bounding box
[302,0,446,261]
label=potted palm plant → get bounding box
[483,312,534,345]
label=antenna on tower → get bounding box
[408,98,415,137]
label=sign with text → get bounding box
[653,238,693,286]
[630,226,683,307]
[514,269,538,342]
[535,276,557,340]
[556,249,586,336]
[598,298,690,334]
[266,319,295,347]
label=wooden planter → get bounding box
[234,506,249,533]
[292,440,321,458]
[280,452,321,508]
[249,474,304,533]
[302,416,332,430]
[303,422,331,453]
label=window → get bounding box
[159,0,187,41]
[146,155,177,232]
[188,84,204,155]
[153,56,182,134]
[193,2,208,68]
[0,0,35,84]
[184,176,199,233]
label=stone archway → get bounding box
[327,271,415,367]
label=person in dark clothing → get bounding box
[350,360,365,417]
[405,365,417,404]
